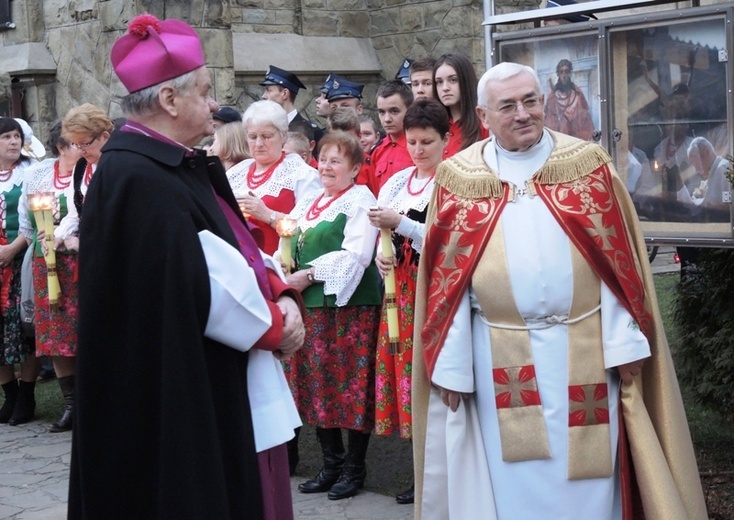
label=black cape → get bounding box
[68,131,264,519]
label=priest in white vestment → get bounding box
[412,62,707,520]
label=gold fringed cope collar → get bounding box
[434,131,613,199]
[435,139,504,200]
[536,131,612,185]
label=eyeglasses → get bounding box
[246,133,278,143]
[490,97,542,117]
[71,135,98,150]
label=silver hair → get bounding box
[477,62,542,107]
[120,70,198,118]
[687,136,715,158]
[242,100,289,136]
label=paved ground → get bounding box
[0,250,678,520]
[0,421,412,520]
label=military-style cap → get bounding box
[319,73,336,94]
[259,65,306,94]
[395,58,414,85]
[213,107,242,124]
[326,76,364,101]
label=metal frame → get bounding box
[483,0,697,67]
[487,1,734,247]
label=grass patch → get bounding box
[35,377,63,423]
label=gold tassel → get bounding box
[537,134,612,185]
[435,140,505,200]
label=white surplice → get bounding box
[425,131,651,520]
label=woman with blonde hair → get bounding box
[209,121,249,171]
[57,103,115,247]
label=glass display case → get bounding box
[493,3,734,246]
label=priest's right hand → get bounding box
[435,384,469,413]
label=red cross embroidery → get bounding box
[493,365,542,409]
[568,383,609,426]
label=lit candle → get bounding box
[28,192,61,312]
[379,228,401,355]
[276,217,298,274]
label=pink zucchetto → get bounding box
[111,14,206,94]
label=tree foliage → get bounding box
[673,248,734,419]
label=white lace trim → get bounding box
[291,184,377,232]
[227,153,318,199]
[376,166,434,214]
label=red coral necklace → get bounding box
[406,167,434,196]
[306,185,353,221]
[53,161,73,190]
[83,162,93,187]
[0,164,15,182]
[247,153,286,190]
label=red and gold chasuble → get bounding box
[420,135,654,479]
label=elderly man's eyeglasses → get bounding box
[491,97,541,117]
[71,135,99,150]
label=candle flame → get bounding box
[276,217,298,237]
[28,192,55,211]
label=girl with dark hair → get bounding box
[433,53,489,158]
[367,98,450,505]
[18,121,83,432]
[0,117,39,425]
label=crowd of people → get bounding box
[0,10,711,520]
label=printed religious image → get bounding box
[609,16,732,239]
[500,33,600,142]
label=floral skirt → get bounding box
[284,305,380,433]
[33,254,79,357]
[374,261,417,438]
[0,255,35,365]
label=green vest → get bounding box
[294,213,381,308]
[3,184,22,243]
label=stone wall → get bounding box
[231,0,486,119]
[0,0,591,139]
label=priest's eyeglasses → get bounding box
[491,97,542,117]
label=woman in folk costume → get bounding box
[412,62,707,520]
[367,98,449,505]
[227,100,322,255]
[56,103,114,244]
[18,122,82,432]
[0,117,43,426]
[281,131,381,501]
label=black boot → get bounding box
[395,483,415,504]
[298,428,345,493]
[327,429,370,500]
[287,426,301,476]
[49,375,74,433]
[8,380,36,426]
[0,380,19,423]
[38,357,56,381]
